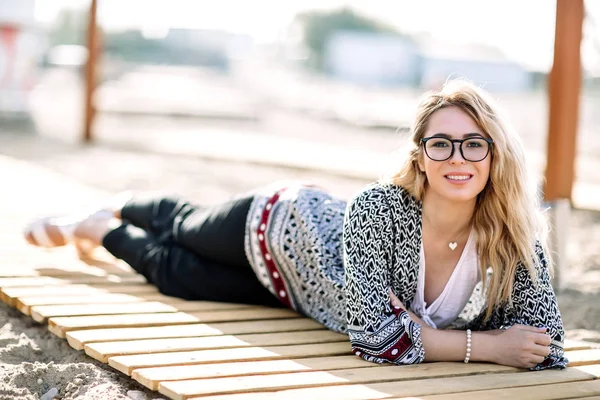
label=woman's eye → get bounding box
[466,140,483,147]
[431,141,449,147]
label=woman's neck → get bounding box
[421,191,476,237]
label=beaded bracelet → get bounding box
[464,329,472,363]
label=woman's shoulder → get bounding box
[349,182,418,207]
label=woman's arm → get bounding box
[389,291,552,368]
[498,242,567,369]
[343,187,425,365]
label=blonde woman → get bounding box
[24,80,566,370]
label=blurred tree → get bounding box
[48,8,87,46]
[295,7,401,71]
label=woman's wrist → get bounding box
[469,331,498,363]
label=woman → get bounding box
[24,80,566,370]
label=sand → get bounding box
[0,306,163,399]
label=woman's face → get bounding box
[418,106,492,204]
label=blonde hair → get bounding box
[387,79,550,320]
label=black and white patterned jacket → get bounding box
[344,182,567,369]
[244,181,567,370]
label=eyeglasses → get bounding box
[421,136,493,162]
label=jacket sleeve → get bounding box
[467,243,568,370]
[343,186,425,365]
[509,243,568,370]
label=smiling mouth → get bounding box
[445,174,473,181]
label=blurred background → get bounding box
[0,0,599,189]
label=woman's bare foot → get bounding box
[22,190,132,251]
[23,216,79,248]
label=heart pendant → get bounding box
[448,242,458,251]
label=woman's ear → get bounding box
[417,157,425,172]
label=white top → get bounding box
[410,230,481,329]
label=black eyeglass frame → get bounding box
[421,136,494,162]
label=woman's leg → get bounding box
[85,191,281,307]
[73,215,281,307]
[117,191,255,270]
[118,194,198,235]
[102,222,281,306]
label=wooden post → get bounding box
[544,0,584,201]
[83,0,99,142]
[544,0,584,291]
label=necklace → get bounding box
[423,213,471,251]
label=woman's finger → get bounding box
[532,344,551,358]
[533,333,552,346]
[515,325,547,333]
[529,354,545,365]
[389,290,404,308]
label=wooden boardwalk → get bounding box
[2,155,600,399]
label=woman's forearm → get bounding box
[420,324,497,363]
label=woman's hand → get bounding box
[389,289,404,309]
[490,325,552,368]
[389,289,427,326]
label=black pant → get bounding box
[102,192,282,308]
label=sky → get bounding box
[32,0,600,73]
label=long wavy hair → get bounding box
[387,79,550,320]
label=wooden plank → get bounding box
[187,368,596,400]
[48,308,298,338]
[48,312,202,338]
[48,307,299,337]
[133,355,376,391]
[169,301,255,313]
[0,265,137,277]
[30,301,179,323]
[575,364,600,378]
[566,349,600,367]
[3,286,154,307]
[161,362,519,400]
[1,284,157,306]
[109,342,352,375]
[416,378,600,400]
[16,294,253,316]
[16,293,156,315]
[86,330,348,363]
[66,319,324,350]
[0,275,145,288]
[565,340,596,351]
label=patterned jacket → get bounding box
[244,181,567,369]
[344,182,567,369]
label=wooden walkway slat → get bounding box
[66,319,324,350]
[85,330,349,362]
[415,379,600,400]
[0,275,146,288]
[30,301,179,322]
[159,362,520,399]
[16,294,254,315]
[133,355,378,390]
[1,284,159,306]
[184,367,598,400]
[567,349,600,366]
[131,348,599,392]
[109,342,352,375]
[48,308,300,337]
[49,313,204,338]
